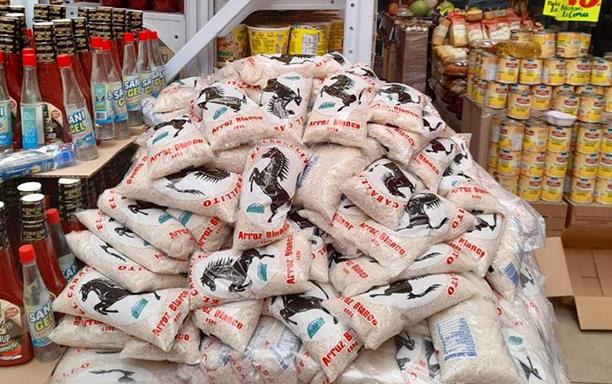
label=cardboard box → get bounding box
[0,358,58,384]
[460,95,505,168]
[529,200,568,237]
[565,198,612,228]
[535,237,612,330]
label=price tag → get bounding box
[543,0,602,22]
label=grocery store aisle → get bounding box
[555,304,612,384]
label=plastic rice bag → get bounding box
[192,336,260,384]
[486,222,522,298]
[312,52,351,79]
[267,282,362,382]
[197,82,275,151]
[119,319,201,364]
[437,136,479,196]
[146,115,214,179]
[397,243,476,279]
[408,137,459,190]
[209,145,252,174]
[49,315,131,350]
[66,231,186,293]
[76,210,189,274]
[98,189,197,259]
[395,332,439,383]
[324,273,477,349]
[189,233,313,307]
[295,345,321,383]
[421,105,448,140]
[328,250,394,297]
[341,158,425,229]
[224,78,263,102]
[234,139,309,249]
[303,72,376,148]
[287,212,328,282]
[240,54,316,87]
[53,267,189,352]
[404,320,431,337]
[294,145,368,219]
[335,339,404,384]
[167,209,231,252]
[367,124,428,168]
[260,73,312,143]
[369,83,425,132]
[192,300,262,352]
[152,82,199,113]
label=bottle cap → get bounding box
[22,54,36,67]
[17,181,42,195]
[57,54,71,68]
[101,39,112,51]
[90,36,103,49]
[151,31,158,40]
[123,32,134,43]
[45,208,60,225]
[138,30,149,41]
[19,244,36,264]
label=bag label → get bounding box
[25,301,55,348]
[66,106,96,149]
[0,100,11,147]
[123,75,141,112]
[92,83,114,125]
[435,317,477,361]
[21,103,44,149]
[108,81,128,123]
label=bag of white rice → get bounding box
[367,124,427,168]
[260,73,312,143]
[152,82,200,113]
[303,72,376,148]
[234,139,309,249]
[50,348,183,384]
[369,83,425,132]
[341,158,424,229]
[53,267,189,352]
[208,145,252,174]
[192,336,260,384]
[395,332,439,383]
[335,339,404,384]
[197,82,275,151]
[240,54,316,87]
[346,64,380,82]
[192,300,262,352]
[119,319,201,364]
[294,145,368,219]
[323,273,477,349]
[224,78,263,102]
[49,315,131,350]
[448,212,505,277]
[486,222,522,299]
[421,106,448,140]
[328,251,394,297]
[437,136,479,196]
[267,282,363,382]
[397,243,476,280]
[312,53,351,79]
[76,209,189,275]
[98,189,197,259]
[404,320,431,337]
[189,233,312,307]
[146,115,214,179]
[408,137,459,190]
[66,230,186,293]
[295,345,321,384]
[287,210,329,283]
[167,209,231,252]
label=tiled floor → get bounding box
[555,304,612,384]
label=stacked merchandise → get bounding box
[0,53,565,383]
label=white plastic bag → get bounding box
[152,82,199,113]
[167,209,231,252]
[312,53,351,79]
[396,332,439,383]
[209,145,252,174]
[240,54,316,87]
[189,336,260,384]
[369,83,425,132]
[367,123,428,168]
[335,339,404,384]
[409,137,459,190]
[49,315,131,350]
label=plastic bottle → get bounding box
[0,143,76,182]
[90,37,115,141]
[20,244,61,362]
[45,208,78,280]
[0,52,12,151]
[0,201,34,366]
[102,39,130,139]
[58,54,98,162]
[122,32,143,127]
[136,31,154,98]
[149,30,166,96]
[20,53,44,150]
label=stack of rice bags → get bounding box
[50,53,569,384]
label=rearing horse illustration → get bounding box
[380,83,421,105]
[80,278,130,316]
[263,78,302,119]
[320,74,364,112]
[249,148,291,223]
[200,249,274,292]
[197,86,247,112]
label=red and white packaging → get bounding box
[396,332,440,384]
[287,210,330,283]
[152,82,201,113]
[166,209,231,252]
[312,53,351,79]
[208,144,252,174]
[49,315,131,350]
[239,54,316,88]
[367,124,428,168]
[408,137,460,191]
[369,83,425,132]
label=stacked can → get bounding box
[57,178,83,226]
[518,118,548,201]
[111,8,126,40]
[495,117,524,194]
[566,121,602,204]
[0,14,23,54]
[33,4,50,22]
[53,19,75,56]
[594,122,612,204]
[541,123,572,202]
[73,17,89,54]
[127,10,144,34]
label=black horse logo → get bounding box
[519,356,543,381]
[425,339,440,377]
[127,201,161,216]
[380,84,420,105]
[425,139,455,156]
[395,333,416,370]
[401,194,449,230]
[249,148,291,223]
[330,52,345,64]
[414,250,442,263]
[154,117,189,138]
[80,278,130,316]
[320,74,364,112]
[263,78,302,119]
[368,279,441,299]
[423,111,444,132]
[100,243,126,262]
[165,168,231,196]
[200,249,274,292]
[269,54,312,65]
[468,214,499,234]
[287,209,314,230]
[91,369,136,382]
[371,161,417,198]
[327,248,352,267]
[113,225,134,238]
[197,86,247,111]
[270,282,338,325]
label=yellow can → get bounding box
[556,32,581,58]
[575,122,603,153]
[506,91,532,120]
[544,150,569,177]
[511,29,533,43]
[247,24,291,54]
[565,58,592,85]
[590,57,611,86]
[575,84,605,96]
[577,94,605,123]
[567,151,575,175]
[552,91,579,116]
[520,150,546,177]
[519,58,542,85]
[541,175,565,202]
[601,125,612,153]
[496,56,519,84]
[594,177,612,205]
[553,84,575,98]
[216,24,248,68]
[531,85,552,111]
[547,125,573,153]
[479,52,498,81]
[518,174,543,202]
[328,19,344,52]
[523,119,549,152]
[496,148,521,176]
[542,58,566,86]
[474,79,487,105]
[499,119,525,151]
[598,152,612,179]
[579,32,592,57]
[484,81,509,109]
[496,173,519,194]
[289,23,330,56]
[569,176,595,203]
[533,30,556,59]
[572,151,600,179]
[468,50,480,75]
[509,84,531,93]
[605,86,612,113]
[488,143,499,169]
[490,115,505,143]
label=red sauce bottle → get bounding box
[0,201,34,366]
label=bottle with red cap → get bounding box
[90,36,115,140]
[148,30,166,96]
[19,244,61,362]
[102,39,129,139]
[45,208,78,280]
[122,32,143,127]
[20,51,44,149]
[136,30,154,98]
[58,53,98,161]
[0,51,12,151]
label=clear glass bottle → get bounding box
[102,39,129,139]
[45,208,78,281]
[90,36,115,141]
[58,54,98,161]
[20,53,44,150]
[136,31,154,99]
[0,51,12,151]
[149,30,166,96]
[20,244,61,362]
[122,32,143,127]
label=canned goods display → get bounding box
[488,143,499,169]
[511,29,533,43]
[479,52,498,80]
[216,24,248,68]
[496,148,521,175]
[328,19,343,52]
[484,81,508,109]
[575,84,604,96]
[590,57,611,86]
[522,119,548,152]
[518,174,542,201]
[579,32,591,57]
[544,150,569,177]
[601,125,612,153]
[499,119,524,151]
[577,94,604,123]
[509,84,530,93]
[572,151,599,179]
[552,91,579,116]
[519,58,542,85]
[569,176,595,203]
[289,23,329,56]
[496,173,519,194]
[553,84,575,98]
[490,115,506,144]
[506,90,532,120]
[547,125,572,152]
[594,177,612,205]
[468,50,480,75]
[565,57,591,85]
[605,87,612,113]
[599,152,612,179]
[533,30,556,59]
[520,151,546,177]
[474,79,487,105]
[556,32,580,58]
[575,122,603,153]
[496,56,519,83]
[541,175,565,202]
[542,58,566,85]
[531,85,552,111]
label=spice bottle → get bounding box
[0,201,34,366]
[20,53,44,149]
[20,244,61,362]
[58,54,98,161]
[0,51,12,151]
[45,208,78,280]
[122,32,143,127]
[19,193,65,297]
[136,30,154,98]
[102,39,129,138]
[90,36,115,140]
[57,178,84,233]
